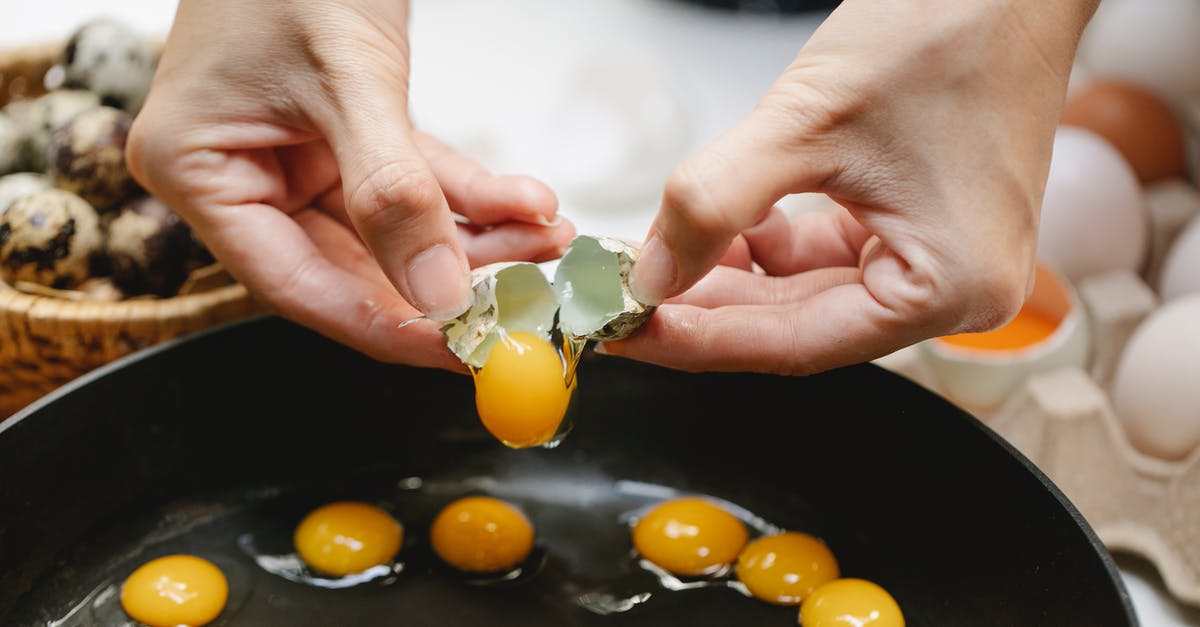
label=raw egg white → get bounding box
[1112,295,1200,461]
[293,502,403,577]
[120,555,228,627]
[430,496,535,573]
[734,532,839,605]
[799,578,905,627]
[473,331,575,448]
[1037,126,1147,282]
[632,497,748,577]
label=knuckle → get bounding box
[259,257,322,315]
[964,265,1029,332]
[348,161,443,233]
[663,163,732,240]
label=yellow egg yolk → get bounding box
[430,496,535,573]
[735,532,839,605]
[939,306,1058,351]
[473,331,574,448]
[632,497,749,577]
[293,501,403,577]
[120,555,228,627]
[799,578,905,627]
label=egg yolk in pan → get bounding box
[293,501,403,577]
[735,532,839,605]
[799,578,905,626]
[120,555,228,627]
[474,331,574,448]
[632,497,749,576]
[431,496,536,573]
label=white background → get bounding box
[3,1,1198,625]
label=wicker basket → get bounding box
[0,42,259,417]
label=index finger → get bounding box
[600,282,930,376]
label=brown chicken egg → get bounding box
[1060,80,1188,183]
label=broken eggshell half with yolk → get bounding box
[440,235,655,367]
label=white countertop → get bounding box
[4,1,1198,625]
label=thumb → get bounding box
[630,105,834,305]
[315,71,472,322]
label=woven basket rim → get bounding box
[0,281,252,318]
[1,38,255,321]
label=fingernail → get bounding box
[630,235,675,306]
[406,245,472,321]
[593,342,623,356]
[531,213,562,227]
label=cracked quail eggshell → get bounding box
[553,235,653,341]
[442,261,558,368]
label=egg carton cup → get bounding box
[986,366,1200,607]
[875,265,1200,607]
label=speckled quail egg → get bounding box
[0,172,52,215]
[47,106,137,212]
[61,18,158,114]
[106,195,204,296]
[0,113,24,175]
[3,89,101,172]
[0,188,102,288]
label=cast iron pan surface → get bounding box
[0,316,1136,626]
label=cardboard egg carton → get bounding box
[874,99,1200,599]
[987,366,1200,607]
[876,264,1200,607]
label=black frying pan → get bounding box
[0,316,1136,626]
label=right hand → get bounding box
[127,0,574,371]
[610,0,1098,375]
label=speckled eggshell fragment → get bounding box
[0,188,102,288]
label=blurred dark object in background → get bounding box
[676,0,840,13]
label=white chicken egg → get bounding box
[1159,214,1200,301]
[1112,294,1200,461]
[1144,179,1200,287]
[1037,126,1148,283]
[1078,0,1200,104]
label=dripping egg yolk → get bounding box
[799,578,905,627]
[293,501,403,577]
[473,331,574,448]
[431,496,535,573]
[632,497,749,576]
[735,532,839,605]
[120,555,228,627]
